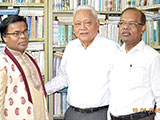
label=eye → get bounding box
[119,21,125,25]
[128,22,137,27]
[75,23,81,27]
[13,32,20,36]
[85,21,91,25]
[24,30,29,35]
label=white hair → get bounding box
[73,5,98,21]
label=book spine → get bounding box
[127,0,131,8]
[131,0,136,8]
[60,25,66,46]
[108,0,113,11]
[68,25,72,42]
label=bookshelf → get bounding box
[0,1,49,82]
[48,0,160,120]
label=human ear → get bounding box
[141,25,146,34]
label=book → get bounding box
[0,8,19,15]
[68,25,72,42]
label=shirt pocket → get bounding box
[128,64,147,88]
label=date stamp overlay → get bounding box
[133,108,160,113]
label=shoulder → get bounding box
[0,52,8,69]
[143,45,160,63]
[98,35,120,50]
[25,51,36,60]
[0,52,8,62]
[65,38,80,50]
[144,45,160,56]
[66,38,79,46]
[99,35,118,44]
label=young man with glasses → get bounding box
[109,8,160,120]
[0,15,49,120]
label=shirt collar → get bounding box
[6,47,26,56]
[120,40,145,53]
[76,34,100,48]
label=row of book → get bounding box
[26,16,44,38]
[100,15,120,43]
[0,9,44,39]
[137,0,160,7]
[0,8,19,15]
[0,0,44,3]
[19,7,44,16]
[53,0,136,12]
[143,14,160,47]
[26,42,44,73]
[0,7,44,38]
[53,91,68,116]
[52,54,68,116]
[53,21,73,46]
[53,52,62,77]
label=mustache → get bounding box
[121,31,131,35]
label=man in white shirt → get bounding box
[109,8,160,120]
[45,5,119,120]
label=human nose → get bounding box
[80,22,87,29]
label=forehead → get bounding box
[7,21,27,30]
[121,10,141,22]
[74,10,95,21]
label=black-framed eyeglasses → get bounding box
[5,30,29,37]
[118,21,144,28]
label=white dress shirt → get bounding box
[45,34,119,109]
[109,40,160,120]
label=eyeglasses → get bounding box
[5,30,29,37]
[118,21,144,28]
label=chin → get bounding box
[80,38,88,42]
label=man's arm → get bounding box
[150,54,160,120]
[45,49,69,95]
[45,67,68,95]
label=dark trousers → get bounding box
[111,112,155,120]
[111,115,154,120]
[64,106,108,120]
[138,115,154,120]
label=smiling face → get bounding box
[73,9,100,48]
[3,21,29,53]
[119,10,146,48]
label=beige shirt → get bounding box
[0,48,49,120]
[9,48,48,120]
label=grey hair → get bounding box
[73,5,98,21]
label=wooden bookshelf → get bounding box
[152,46,160,49]
[138,4,160,11]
